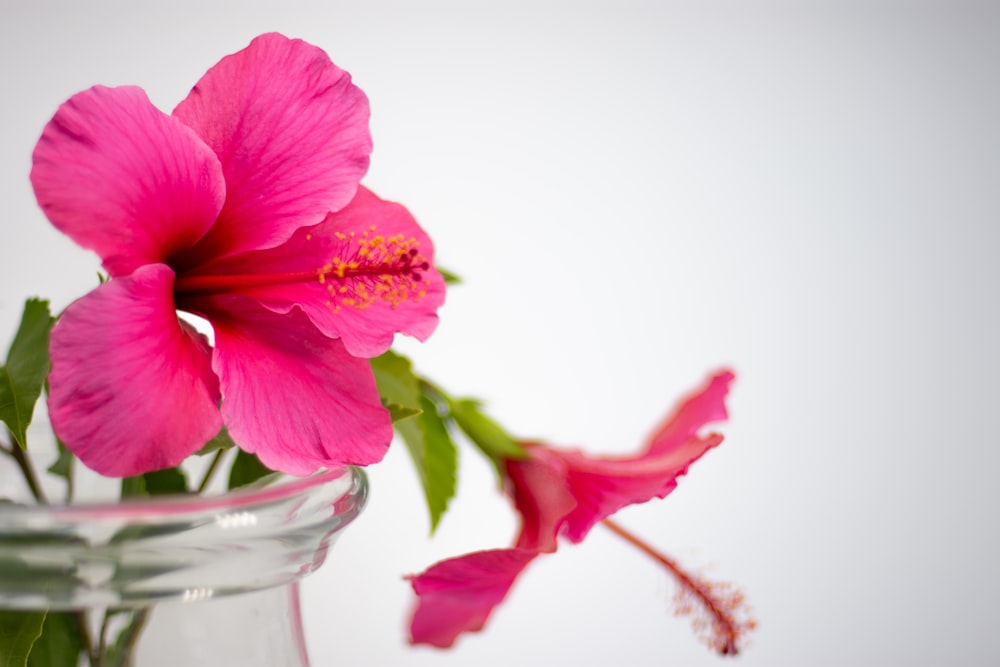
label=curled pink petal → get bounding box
[31,86,225,276]
[47,265,222,476]
[173,32,372,265]
[205,295,392,474]
[407,548,538,648]
[546,434,724,543]
[299,187,446,355]
[504,452,576,552]
[644,369,734,455]
[507,370,735,543]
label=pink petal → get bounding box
[173,33,372,266]
[407,548,538,648]
[30,86,225,276]
[180,187,446,357]
[203,295,392,474]
[644,369,735,455]
[47,265,222,476]
[548,433,724,543]
[504,450,577,552]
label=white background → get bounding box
[2,2,998,665]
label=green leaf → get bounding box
[46,438,75,504]
[195,426,237,455]
[372,351,458,531]
[120,467,189,499]
[0,299,54,448]
[372,350,424,423]
[386,404,422,423]
[142,467,188,495]
[437,267,462,284]
[26,612,85,667]
[0,611,46,667]
[228,450,276,490]
[45,440,73,481]
[371,350,423,419]
[395,394,457,533]
[120,475,146,499]
[449,398,526,462]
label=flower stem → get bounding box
[601,517,742,655]
[96,608,151,667]
[75,612,99,667]
[4,430,49,505]
[196,448,227,494]
[115,609,151,667]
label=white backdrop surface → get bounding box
[1,2,998,666]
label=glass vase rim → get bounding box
[0,465,368,609]
[0,465,365,520]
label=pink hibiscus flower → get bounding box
[408,371,753,652]
[30,33,445,476]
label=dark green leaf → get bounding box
[228,450,275,490]
[395,394,457,533]
[142,467,188,496]
[449,398,526,462]
[26,612,85,667]
[0,299,54,448]
[0,611,46,667]
[120,467,188,499]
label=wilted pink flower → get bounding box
[30,33,445,476]
[407,371,741,649]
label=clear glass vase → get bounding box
[0,465,368,667]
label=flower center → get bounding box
[173,226,431,312]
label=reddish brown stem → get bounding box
[601,517,740,655]
[3,430,49,505]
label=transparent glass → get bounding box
[0,466,368,666]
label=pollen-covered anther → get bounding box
[316,226,433,312]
